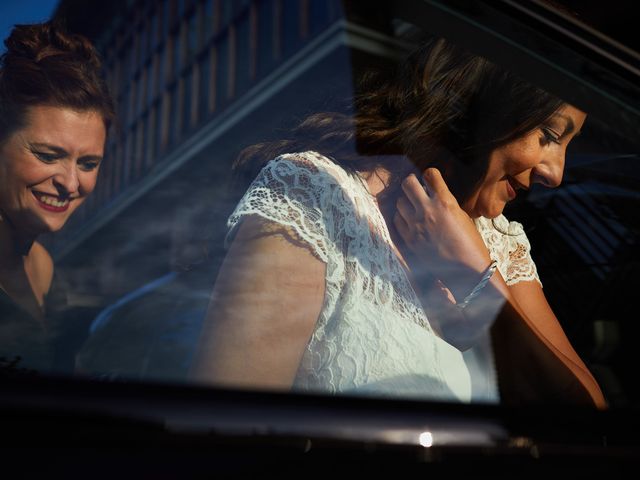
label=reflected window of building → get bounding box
[220,0,233,27]
[203,0,217,41]
[166,85,177,147]
[160,90,171,152]
[187,12,198,62]
[256,0,276,77]
[122,130,133,188]
[150,10,160,51]
[162,0,171,39]
[236,12,251,95]
[197,52,211,121]
[164,36,174,84]
[181,69,193,135]
[282,0,301,56]
[147,59,157,107]
[216,33,229,106]
[145,106,157,170]
[174,29,183,78]
[133,119,143,179]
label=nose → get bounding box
[532,152,565,188]
[52,163,80,195]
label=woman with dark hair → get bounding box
[190,37,606,408]
[0,22,114,372]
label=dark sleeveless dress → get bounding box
[0,275,67,375]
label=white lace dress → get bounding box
[227,151,540,403]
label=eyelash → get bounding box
[541,127,562,145]
[33,151,58,163]
[79,161,100,172]
[33,151,100,171]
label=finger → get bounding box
[396,194,415,222]
[422,167,452,199]
[393,211,411,242]
[401,174,429,211]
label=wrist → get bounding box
[455,259,498,310]
[432,253,493,301]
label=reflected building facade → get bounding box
[46,0,640,401]
[50,0,408,304]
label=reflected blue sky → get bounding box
[0,0,59,54]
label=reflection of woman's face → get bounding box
[0,105,106,237]
[461,104,586,219]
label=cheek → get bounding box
[480,183,500,206]
[507,140,541,172]
[79,170,100,195]
[12,161,56,188]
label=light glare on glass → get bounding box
[419,431,433,447]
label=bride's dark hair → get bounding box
[236,36,564,204]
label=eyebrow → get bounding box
[29,142,104,161]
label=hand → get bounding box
[393,168,492,292]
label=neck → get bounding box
[362,166,394,198]
[361,166,408,239]
[0,214,36,262]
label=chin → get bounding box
[47,220,70,233]
[28,216,69,236]
[480,205,505,219]
[465,198,506,219]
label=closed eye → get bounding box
[541,127,561,145]
[32,151,61,163]
[29,143,67,163]
[78,157,102,171]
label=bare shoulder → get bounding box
[232,214,322,260]
[30,242,54,295]
[233,214,298,241]
[221,214,326,294]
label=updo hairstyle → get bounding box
[0,21,115,143]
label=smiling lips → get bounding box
[32,191,71,212]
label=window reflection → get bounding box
[1,0,636,411]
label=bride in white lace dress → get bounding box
[190,38,606,408]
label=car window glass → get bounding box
[1,0,638,411]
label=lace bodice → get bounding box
[228,151,539,403]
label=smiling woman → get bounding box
[1,107,105,236]
[0,22,114,372]
[462,105,586,219]
[190,36,605,408]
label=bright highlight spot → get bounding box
[418,431,433,447]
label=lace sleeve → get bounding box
[227,152,343,264]
[475,215,541,287]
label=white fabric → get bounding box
[228,151,539,403]
[474,215,540,288]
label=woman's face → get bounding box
[0,105,106,237]
[461,104,586,219]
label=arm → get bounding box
[394,169,606,408]
[189,216,326,390]
[500,280,606,408]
